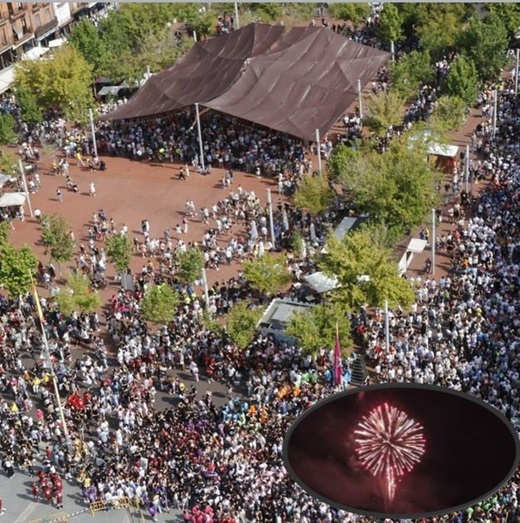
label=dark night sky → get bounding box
[286,386,519,517]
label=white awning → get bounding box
[427,143,459,158]
[0,192,26,208]
[48,38,65,49]
[304,272,340,294]
[22,46,50,61]
[407,238,428,254]
[0,66,16,95]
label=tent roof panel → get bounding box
[103,23,389,140]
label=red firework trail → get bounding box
[354,402,426,502]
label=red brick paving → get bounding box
[8,151,282,298]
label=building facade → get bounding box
[0,2,106,93]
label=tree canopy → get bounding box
[225,301,263,349]
[378,4,404,46]
[458,15,509,82]
[0,223,38,298]
[444,55,479,107]
[292,173,334,216]
[105,233,132,273]
[54,271,101,316]
[140,283,179,324]
[364,90,406,137]
[0,113,16,145]
[176,246,204,284]
[243,253,292,296]
[328,4,371,26]
[336,136,441,239]
[430,96,467,132]
[40,214,75,268]
[285,301,353,356]
[389,50,435,101]
[14,45,94,122]
[319,228,415,310]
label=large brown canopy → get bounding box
[104,23,390,142]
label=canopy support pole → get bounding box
[465,144,470,194]
[88,108,98,158]
[357,78,363,120]
[492,90,497,138]
[315,128,322,176]
[267,188,276,250]
[384,299,390,351]
[18,159,33,218]
[515,47,520,96]
[195,103,205,171]
[431,208,436,276]
[234,2,240,29]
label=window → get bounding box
[33,13,41,27]
[0,28,6,46]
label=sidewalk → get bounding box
[402,106,485,280]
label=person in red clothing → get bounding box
[32,483,40,501]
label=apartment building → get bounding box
[0,3,105,93]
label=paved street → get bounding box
[0,468,185,523]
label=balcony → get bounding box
[34,18,58,39]
[9,9,26,22]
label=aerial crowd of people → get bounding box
[1,14,520,523]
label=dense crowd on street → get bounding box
[1,15,520,522]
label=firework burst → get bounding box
[354,402,426,502]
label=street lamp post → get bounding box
[315,128,322,176]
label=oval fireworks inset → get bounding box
[283,383,520,519]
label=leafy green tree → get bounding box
[378,3,404,46]
[285,301,353,356]
[249,3,284,22]
[293,174,334,216]
[415,4,471,61]
[290,231,305,258]
[176,246,204,284]
[0,242,38,297]
[389,50,435,100]
[0,151,18,177]
[327,142,364,182]
[54,271,101,315]
[0,221,9,247]
[41,214,75,271]
[364,90,406,137]
[458,15,509,82]
[105,233,132,273]
[444,55,479,107]
[430,96,467,131]
[0,113,16,145]
[68,19,109,77]
[328,4,371,26]
[226,300,263,349]
[16,87,43,124]
[14,45,94,122]
[485,4,520,40]
[243,253,292,296]
[319,228,415,310]
[337,136,441,239]
[140,283,179,323]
